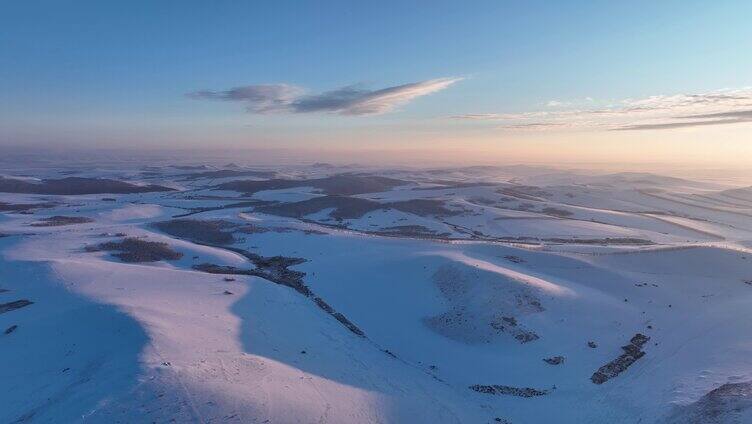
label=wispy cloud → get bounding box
[451,88,752,131]
[188,85,305,113]
[189,78,461,116]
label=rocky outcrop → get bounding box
[543,356,565,365]
[0,299,33,314]
[470,384,549,397]
[591,333,650,384]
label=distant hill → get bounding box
[217,174,409,196]
[0,177,174,195]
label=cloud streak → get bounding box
[452,88,752,131]
[189,78,461,116]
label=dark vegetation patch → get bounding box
[178,169,276,181]
[497,186,551,201]
[540,207,573,217]
[0,299,33,314]
[376,225,451,238]
[154,219,236,245]
[0,201,56,212]
[389,199,460,216]
[544,237,653,245]
[30,216,93,227]
[86,237,183,263]
[490,314,540,343]
[193,246,306,293]
[0,177,174,195]
[155,220,367,339]
[171,200,271,218]
[237,224,323,235]
[258,196,379,220]
[192,246,366,338]
[478,235,654,246]
[216,174,409,196]
[413,181,497,191]
[515,293,545,313]
[171,165,210,170]
[236,223,271,234]
[257,195,459,220]
[426,265,542,344]
[312,297,365,336]
[591,333,650,384]
[468,197,498,206]
[195,260,366,338]
[516,202,536,211]
[179,238,366,338]
[469,384,549,397]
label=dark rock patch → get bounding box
[0,299,33,314]
[591,333,650,384]
[543,356,565,365]
[469,384,549,397]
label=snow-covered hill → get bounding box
[2,163,752,423]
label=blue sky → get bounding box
[2,1,751,164]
